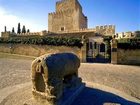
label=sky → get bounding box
[0,0,140,36]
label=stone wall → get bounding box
[0,43,86,62]
[48,10,75,32]
[117,49,140,65]
[116,31,137,39]
[56,0,76,12]
[79,11,87,29]
[1,31,48,38]
[95,25,115,36]
[1,32,16,38]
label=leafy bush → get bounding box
[118,38,140,49]
[0,36,83,48]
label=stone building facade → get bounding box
[48,0,87,33]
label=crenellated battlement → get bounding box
[56,0,68,4]
[95,25,115,36]
[56,0,77,6]
[1,30,48,38]
[96,25,115,30]
[49,9,74,17]
[1,31,15,38]
[115,31,137,39]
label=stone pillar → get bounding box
[81,42,87,63]
[111,37,118,64]
[80,36,87,63]
[105,44,107,59]
[93,42,95,58]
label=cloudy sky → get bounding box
[0,0,139,36]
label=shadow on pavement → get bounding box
[72,87,140,105]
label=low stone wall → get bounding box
[0,43,86,62]
[117,49,140,65]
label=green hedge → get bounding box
[0,36,83,48]
[118,38,140,49]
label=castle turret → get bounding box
[48,0,87,33]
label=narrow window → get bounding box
[100,43,105,52]
[90,42,93,49]
[94,42,97,49]
[61,27,64,31]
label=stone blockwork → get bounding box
[117,49,140,65]
[48,0,87,33]
[110,37,140,65]
[111,37,118,64]
[1,32,16,38]
[1,31,48,38]
[115,31,138,39]
[0,43,86,62]
[95,25,115,36]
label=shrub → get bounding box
[0,36,83,47]
[118,38,140,49]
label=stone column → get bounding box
[80,36,87,63]
[111,37,118,64]
[80,41,87,63]
[105,44,107,59]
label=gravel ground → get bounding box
[79,63,140,100]
[0,56,140,104]
[0,58,32,89]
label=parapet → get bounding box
[49,9,74,18]
[56,28,96,34]
[115,31,135,39]
[1,31,48,37]
[95,25,115,36]
[1,31,16,38]
[56,0,66,4]
[96,25,115,30]
[56,0,67,5]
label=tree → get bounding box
[17,23,21,34]
[22,25,26,34]
[135,30,140,37]
[27,29,30,33]
[135,30,140,33]
[4,26,7,32]
[12,27,15,33]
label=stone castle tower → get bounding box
[48,0,87,33]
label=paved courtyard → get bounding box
[0,54,140,105]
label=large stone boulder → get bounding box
[31,53,82,105]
